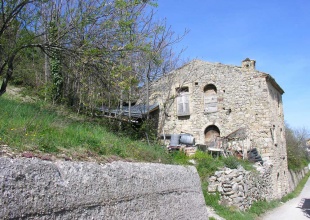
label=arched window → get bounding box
[204,125,220,146]
[204,84,217,113]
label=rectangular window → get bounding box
[177,92,190,116]
[204,94,217,113]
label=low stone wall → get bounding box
[288,166,309,192]
[208,164,310,210]
[208,164,273,210]
[0,157,208,220]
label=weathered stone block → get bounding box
[0,158,208,220]
[209,176,217,181]
[232,183,239,192]
[224,169,233,175]
[234,175,243,183]
[208,184,218,193]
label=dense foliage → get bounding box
[0,0,186,115]
[285,124,310,170]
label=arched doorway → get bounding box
[204,125,220,147]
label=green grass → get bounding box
[0,95,173,163]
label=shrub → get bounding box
[222,156,239,169]
[193,151,224,181]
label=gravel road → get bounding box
[261,176,310,220]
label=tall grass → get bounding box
[0,96,172,163]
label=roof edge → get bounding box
[264,74,285,94]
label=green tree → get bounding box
[286,123,310,170]
[0,0,186,126]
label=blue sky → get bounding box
[155,0,310,130]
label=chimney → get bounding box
[242,58,256,70]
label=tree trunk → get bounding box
[128,86,131,119]
[0,59,13,96]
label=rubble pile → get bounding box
[208,164,273,210]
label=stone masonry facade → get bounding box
[141,58,290,199]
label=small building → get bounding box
[139,58,290,199]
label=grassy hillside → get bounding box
[0,89,172,163]
[2,87,306,220]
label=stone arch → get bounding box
[203,84,217,94]
[203,84,217,113]
[204,125,220,146]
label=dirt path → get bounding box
[261,176,310,220]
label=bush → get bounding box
[193,151,224,181]
[222,156,239,169]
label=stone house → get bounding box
[140,58,290,199]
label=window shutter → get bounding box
[177,96,184,115]
[177,93,190,116]
[204,94,217,113]
[183,94,190,115]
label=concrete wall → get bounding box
[0,157,208,220]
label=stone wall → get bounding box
[0,157,208,220]
[288,166,309,192]
[208,165,310,210]
[266,80,289,198]
[208,164,273,210]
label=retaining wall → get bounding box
[0,157,208,220]
[288,166,309,192]
[208,164,273,210]
[208,164,310,210]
